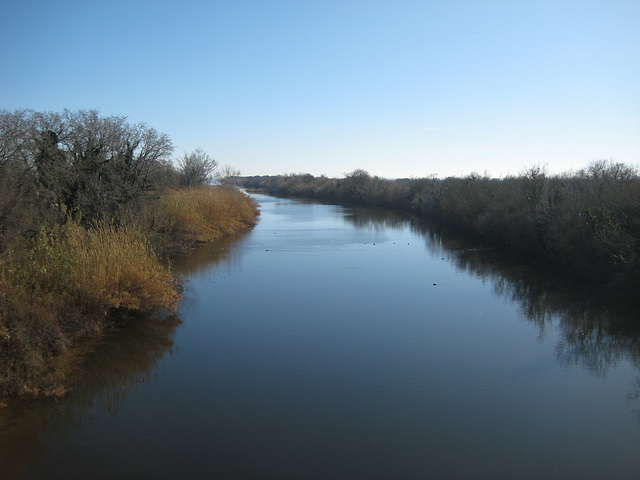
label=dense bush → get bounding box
[0,109,177,238]
[238,161,640,295]
[0,109,259,399]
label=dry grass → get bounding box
[62,222,181,314]
[0,222,180,398]
[0,185,259,399]
[157,185,260,244]
[2,222,180,314]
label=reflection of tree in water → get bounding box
[71,313,182,416]
[553,305,640,376]
[346,207,640,406]
[434,233,640,378]
[0,312,181,476]
[430,217,640,422]
[172,228,253,278]
[343,205,417,232]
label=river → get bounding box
[1,193,639,479]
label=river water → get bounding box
[2,193,640,479]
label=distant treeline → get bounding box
[237,162,640,295]
[0,109,258,399]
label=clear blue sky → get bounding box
[1,0,638,179]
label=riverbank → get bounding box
[237,161,640,300]
[5,192,636,479]
[0,185,259,401]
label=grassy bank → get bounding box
[142,185,261,256]
[0,109,260,400]
[238,161,640,298]
[0,186,259,400]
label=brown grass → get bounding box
[157,185,260,244]
[63,222,181,313]
[0,185,259,400]
[0,222,180,398]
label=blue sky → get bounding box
[1,0,638,178]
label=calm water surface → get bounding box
[2,193,640,479]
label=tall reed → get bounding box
[154,185,260,244]
[1,186,260,399]
[0,221,180,397]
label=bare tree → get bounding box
[0,109,176,229]
[0,110,41,245]
[215,164,241,185]
[177,149,217,187]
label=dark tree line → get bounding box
[0,109,222,250]
[237,162,640,297]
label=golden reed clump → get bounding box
[0,222,180,397]
[2,222,180,313]
[158,185,260,243]
[62,221,181,313]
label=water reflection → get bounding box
[434,230,640,379]
[349,206,639,371]
[0,313,180,477]
[343,206,415,231]
[72,313,182,416]
[343,205,640,403]
[3,196,640,478]
[173,229,253,277]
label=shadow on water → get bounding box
[0,311,181,477]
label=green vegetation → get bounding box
[238,161,640,297]
[0,109,259,400]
